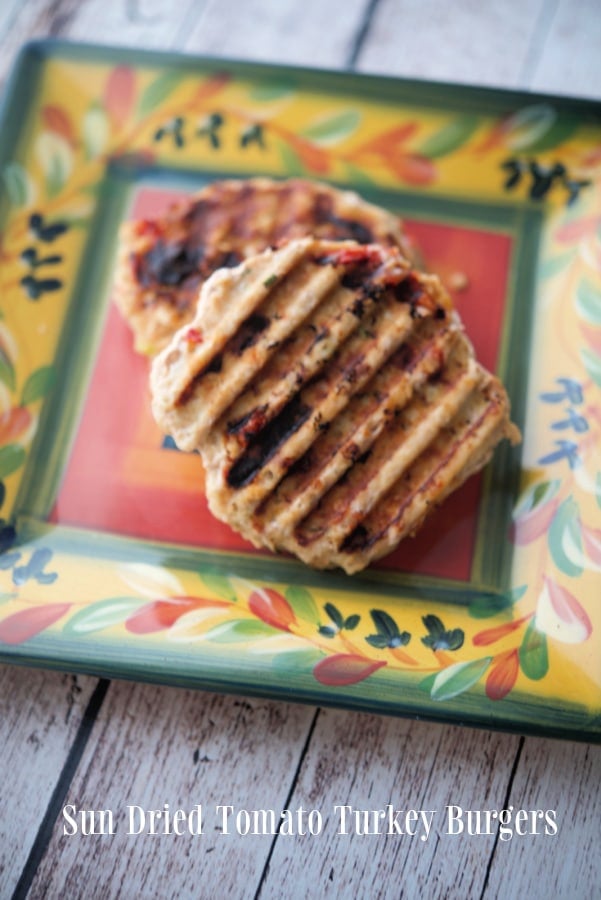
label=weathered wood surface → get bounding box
[26,684,316,899]
[0,666,99,893]
[0,1,600,898]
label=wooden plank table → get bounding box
[1,1,600,897]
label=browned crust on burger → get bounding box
[115,178,415,355]
[150,237,520,574]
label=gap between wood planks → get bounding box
[518,0,560,86]
[11,680,110,900]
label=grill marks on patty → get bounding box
[116,178,413,355]
[151,237,519,574]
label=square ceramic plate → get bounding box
[0,41,599,741]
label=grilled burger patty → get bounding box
[115,177,414,355]
[151,238,520,574]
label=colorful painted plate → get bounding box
[0,41,599,741]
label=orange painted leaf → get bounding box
[313,654,386,686]
[248,588,297,632]
[0,407,31,443]
[291,138,330,174]
[352,122,419,157]
[473,613,532,646]
[485,650,519,700]
[194,71,231,102]
[126,596,229,634]
[104,65,136,128]
[0,603,71,644]
[41,105,75,144]
[388,153,436,185]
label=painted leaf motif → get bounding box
[535,576,592,644]
[278,141,305,176]
[64,597,145,635]
[519,620,549,679]
[21,365,55,406]
[201,618,277,643]
[200,570,237,603]
[285,585,319,625]
[504,104,557,151]
[118,562,183,598]
[104,65,136,127]
[511,479,561,545]
[485,650,519,701]
[271,648,323,673]
[513,478,561,518]
[418,115,479,159]
[388,154,436,185]
[580,347,601,388]
[313,654,386,686]
[473,614,532,646]
[35,131,73,197]
[248,587,296,631]
[2,162,35,207]
[582,524,601,569]
[0,344,16,391]
[138,70,187,117]
[429,658,492,702]
[540,251,575,279]
[83,104,109,160]
[579,322,601,356]
[548,497,584,577]
[126,596,229,634]
[301,110,361,146]
[468,585,527,619]
[0,408,32,445]
[523,116,578,153]
[249,80,295,102]
[575,277,601,326]
[0,444,26,479]
[0,603,70,644]
[41,105,75,143]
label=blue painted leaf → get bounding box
[519,621,549,679]
[575,278,601,326]
[430,658,492,701]
[0,444,25,479]
[418,115,479,159]
[548,497,584,577]
[63,597,145,635]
